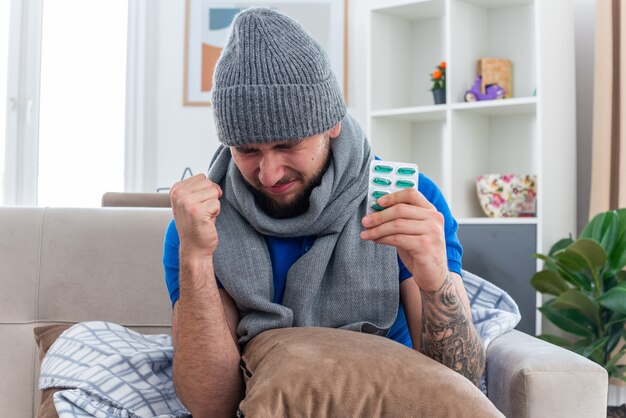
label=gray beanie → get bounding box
[211,7,346,146]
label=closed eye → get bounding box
[234,139,305,155]
[234,146,258,155]
[275,139,305,150]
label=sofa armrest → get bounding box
[486,329,607,418]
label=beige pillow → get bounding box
[33,324,74,418]
[240,327,503,418]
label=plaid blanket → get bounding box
[462,269,521,347]
[461,270,521,392]
[40,270,520,417]
[39,322,190,418]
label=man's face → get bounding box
[230,131,333,219]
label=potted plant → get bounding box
[431,61,446,104]
[531,208,626,406]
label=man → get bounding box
[164,7,485,417]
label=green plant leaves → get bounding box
[605,322,625,356]
[553,262,591,292]
[605,348,626,374]
[554,239,607,273]
[552,289,602,329]
[568,338,592,356]
[536,334,573,349]
[580,210,619,254]
[535,258,591,292]
[534,253,561,274]
[581,209,626,276]
[551,239,607,293]
[606,364,626,382]
[530,270,571,296]
[539,300,596,338]
[581,336,608,359]
[534,208,626,376]
[598,282,626,314]
[606,311,626,327]
[549,237,574,256]
[607,224,626,275]
[610,209,626,271]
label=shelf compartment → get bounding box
[458,217,538,225]
[369,117,446,189]
[450,110,537,218]
[461,0,533,9]
[371,0,445,19]
[457,221,538,334]
[370,105,447,122]
[451,97,536,115]
[449,0,535,103]
[370,0,446,111]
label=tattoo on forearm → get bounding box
[420,275,485,386]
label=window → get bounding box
[0,1,11,204]
[37,0,128,206]
[2,0,129,206]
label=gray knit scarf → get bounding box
[208,114,399,344]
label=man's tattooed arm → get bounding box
[420,274,486,386]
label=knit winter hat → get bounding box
[211,7,346,146]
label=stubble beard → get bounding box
[247,149,332,219]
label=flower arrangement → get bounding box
[431,61,446,91]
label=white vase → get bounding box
[608,383,626,407]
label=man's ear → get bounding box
[329,121,341,139]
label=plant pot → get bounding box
[432,89,446,105]
[608,383,626,408]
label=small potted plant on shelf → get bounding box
[431,61,446,105]
[530,208,626,409]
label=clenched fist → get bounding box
[170,174,223,257]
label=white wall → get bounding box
[573,0,595,233]
[145,1,218,192]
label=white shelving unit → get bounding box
[366,0,576,335]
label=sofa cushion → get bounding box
[239,327,503,417]
[34,324,73,418]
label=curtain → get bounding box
[590,0,626,218]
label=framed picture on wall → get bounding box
[183,0,348,106]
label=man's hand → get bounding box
[360,188,486,386]
[360,188,448,292]
[170,175,243,416]
[170,174,223,257]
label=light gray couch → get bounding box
[0,207,609,417]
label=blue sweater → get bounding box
[163,173,462,348]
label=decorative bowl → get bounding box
[475,174,537,218]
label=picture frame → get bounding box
[183,0,348,106]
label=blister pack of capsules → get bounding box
[366,160,419,215]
